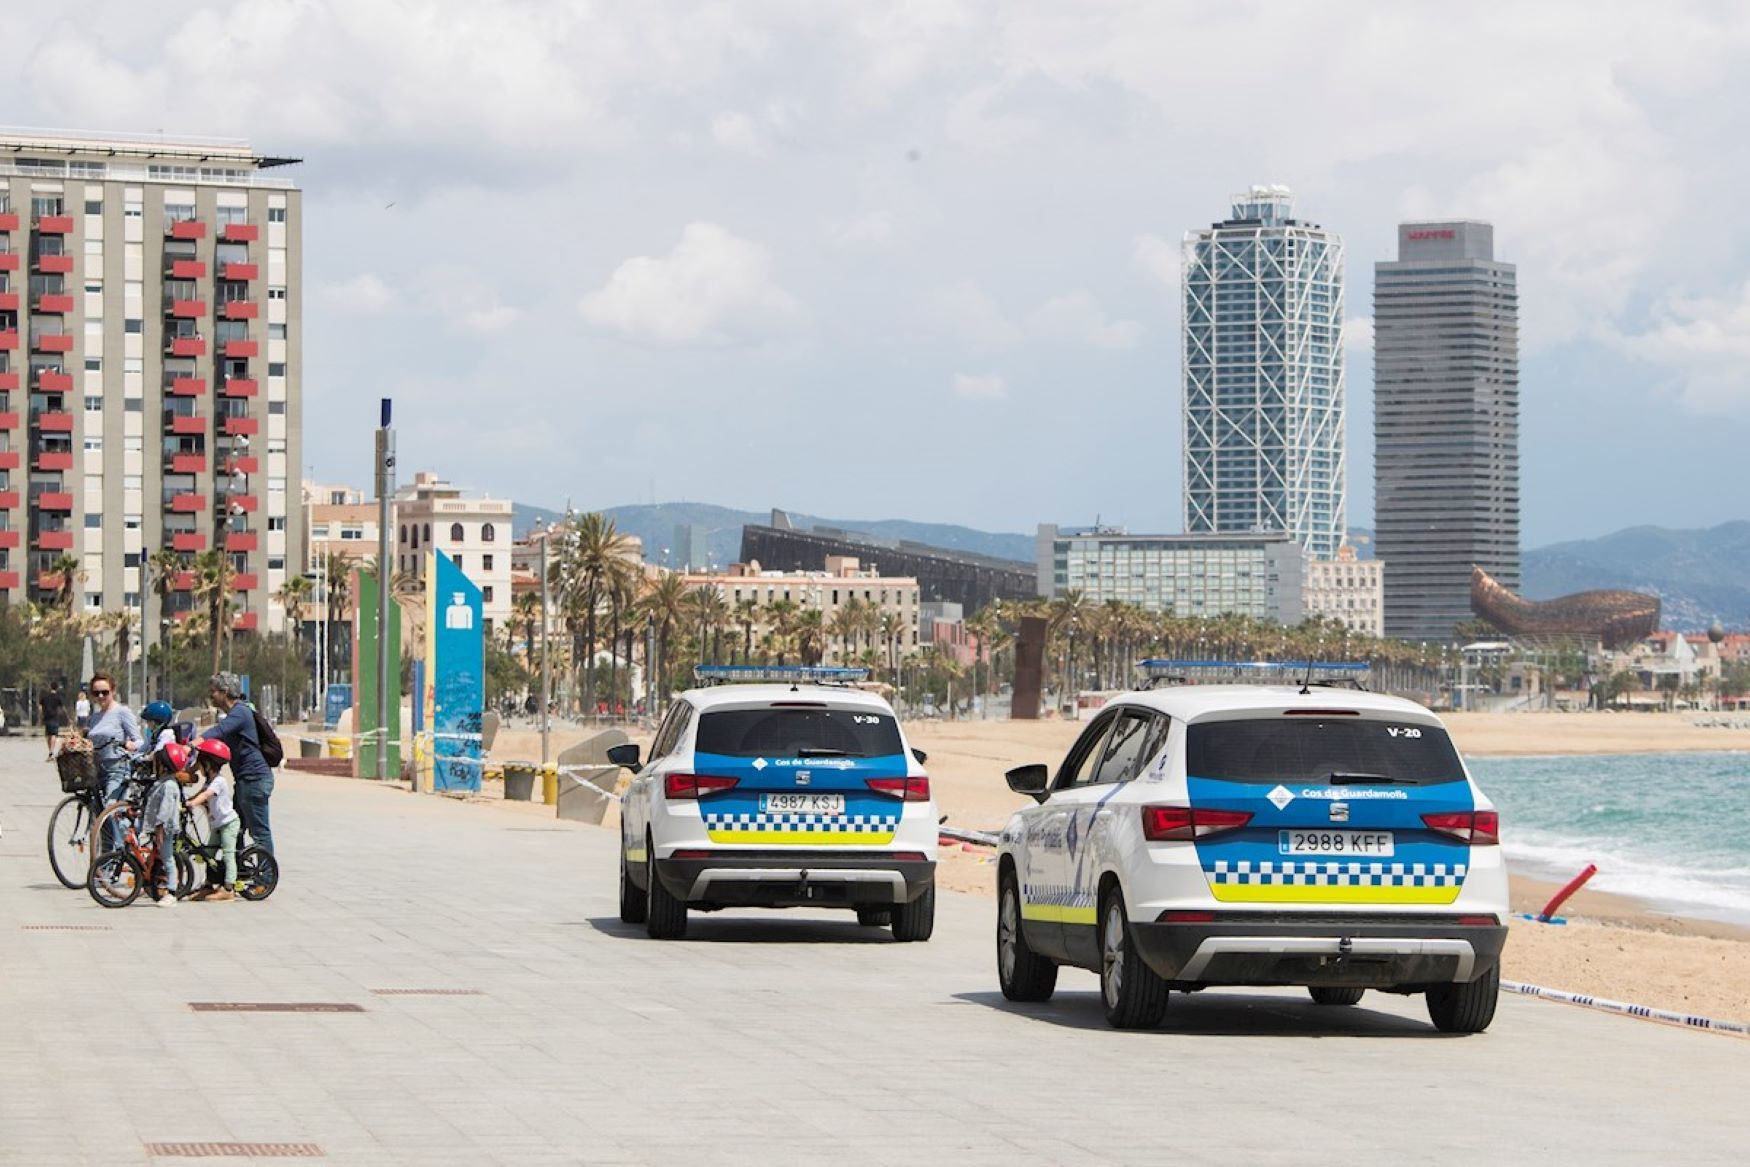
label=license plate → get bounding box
[760,793,845,816]
[1278,830,1394,857]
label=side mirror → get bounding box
[605,743,642,770]
[1005,763,1050,804]
[911,747,928,764]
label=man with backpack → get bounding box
[202,672,281,856]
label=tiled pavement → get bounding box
[1,736,1745,1166]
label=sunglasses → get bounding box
[92,689,112,696]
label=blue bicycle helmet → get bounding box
[142,700,174,727]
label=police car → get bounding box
[613,666,938,941]
[995,663,1509,1032]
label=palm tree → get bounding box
[192,549,236,675]
[732,597,760,664]
[276,575,312,649]
[642,573,692,700]
[879,610,904,681]
[603,558,641,715]
[323,551,353,683]
[831,597,865,666]
[552,512,637,718]
[108,610,135,686]
[796,608,825,666]
[47,553,84,619]
[511,591,541,670]
[765,598,801,666]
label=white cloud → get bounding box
[710,110,763,155]
[926,282,1023,350]
[579,222,806,346]
[461,303,520,335]
[1132,233,1181,290]
[1612,282,1750,415]
[321,273,392,313]
[953,372,1007,400]
[831,211,896,247]
[1028,290,1141,349]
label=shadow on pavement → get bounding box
[579,915,898,945]
[951,989,1448,1038]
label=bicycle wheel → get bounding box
[46,795,95,889]
[237,847,278,901]
[91,802,137,859]
[89,850,144,908]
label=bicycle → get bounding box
[171,802,279,902]
[47,753,152,889]
[88,804,192,909]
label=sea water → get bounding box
[1467,752,1750,925]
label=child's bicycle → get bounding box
[87,808,190,909]
[171,803,278,902]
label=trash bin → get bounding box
[503,762,536,801]
[298,735,322,760]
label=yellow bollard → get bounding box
[541,764,559,806]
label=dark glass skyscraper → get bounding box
[1373,222,1519,643]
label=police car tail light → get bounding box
[1140,806,1253,841]
[1421,810,1500,845]
[866,776,931,801]
[664,773,739,800]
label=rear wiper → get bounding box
[1324,771,1413,785]
[796,747,862,758]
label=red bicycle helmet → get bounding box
[194,738,232,765]
[160,741,191,772]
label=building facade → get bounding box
[1183,185,1345,560]
[1374,221,1519,643]
[680,557,921,664]
[303,479,377,568]
[1037,524,1305,624]
[1302,542,1384,636]
[0,130,302,637]
[393,472,513,633]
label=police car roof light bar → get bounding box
[692,664,871,687]
[1135,660,1371,692]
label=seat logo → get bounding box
[1329,801,1350,822]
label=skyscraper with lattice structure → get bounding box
[1182,185,1345,560]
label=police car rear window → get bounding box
[695,709,904,759]
[1186,719,1466,786]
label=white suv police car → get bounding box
[996,664,1509,1032]
[613,667,938,941]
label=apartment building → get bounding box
[303,479,378,568]
[679,557,921,664]
[393,472,513,633]
[1037,524,1306,624]
[0,130,301,637]
[1302,542,1385,636]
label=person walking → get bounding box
[84,673,142,849]
[40,683,66,760]
[202,672,274,855]
[75,690,92,732]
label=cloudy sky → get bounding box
[11,2,1750,546]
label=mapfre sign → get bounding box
[1406,228,1456,240]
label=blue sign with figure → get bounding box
[424,552,484,793]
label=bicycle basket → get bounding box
[56,745,100,794]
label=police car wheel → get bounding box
[1425,964,1499,1034]
[890,881,935,942]
[1099,891,1168,1029]
[856,907,891,927]
[997,872,1057,1002]
[619,845,647,925]
[644,845,688,940]
[1308,986,1365,1006]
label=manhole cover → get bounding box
[369,988,484,996]
[22,924,112,931]
[188,1002,364,1013]
[145,1142,324,1158]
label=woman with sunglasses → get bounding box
[84,673,143,851]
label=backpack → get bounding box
[250,705,285,768]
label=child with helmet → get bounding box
[183,739,240,902]
[141,740,190,903]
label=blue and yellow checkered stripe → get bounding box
[1206,859,1467,904]
[1020,882,1097,925]
[701,811,899,846]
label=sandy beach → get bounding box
[478,710,1750,1025]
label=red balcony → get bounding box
[0,530,17,549]
[0,330,17,349]
[36,571,64,590]
[0,571,19,590]
[0,411,17,428]
[33,334,74,353]
[36,372,73,392]
[171,532,206,552]
[223,339,257,358]
[168,220,206,240]
[0,253,18,272]
[169,259,207,279]
[225,532,259,552]
[224,416,259,436]
[34,451,73,471]
[169,493,206,513]
[170,415,206,435]
[168,299,208,318]
[0,490,16,509]
[169,336,207,357]
[232,573,259,591]
[226,455,260,474]
[0,292,16,311]
[173,571,195,591]
[221,301,258,320]
[223,262,259,280]
[34,255,74,274]
[0,372,16,391]
[221,223,259,243]
[170,453,206,473]
[0,212,17,231]
[232,611,259,632]
[34,293,74,314]
[35,491,73,511]
[35,215,74,234]
[36,529,74,550]
[225,494,259,513]
[167,377,205,397]
[0,451,15,470]
[222,378,258,397]
[35,412,74,432]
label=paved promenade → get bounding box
[1,736,1745,1165]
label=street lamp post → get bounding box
[538,521,551,769]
